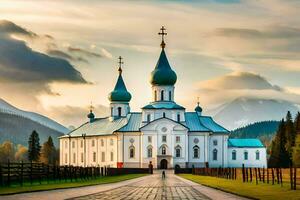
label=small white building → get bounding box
[59,27,267,169]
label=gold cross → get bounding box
[118,56,124,74]
[89,101,94,112]
[158,26,167,48]
[197,97,200,106]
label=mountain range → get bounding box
[0,99,68,147]
[206,97,299,130]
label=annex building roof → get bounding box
[228,139,264,148]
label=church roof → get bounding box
[108,69,132,102]
[228,139,264,148]
[150,49,177,86]
[118,113,142,132]
[142,101,185,110]
[184,112,210,132]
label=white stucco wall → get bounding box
[227,147,267,168]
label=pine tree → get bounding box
[268,119,290,167]
[285,111,296,163]
[28,130,41,162]
[295,112,300,135]
[293,135,300,167]
[40,136,57,165]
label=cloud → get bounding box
[68,46,112,59]
[46,49,89,63]
[0,20,89,110]
[47,104,109,127]
[199,71,283,91]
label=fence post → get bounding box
[0,163,3,186]
[280,168,283,187]
[249,168,252,182]
[7,159,10,186]
[258,168,261,182]
[272,168,275,185]
[267,168,269,184]
[242,164,245,182]
[30,161,33,185]
[263,168,265,183]
[294,167,297,190]
[255,168,258,185]
[20,161,24,186]
[47,164,50,184]
[276,168,280,184]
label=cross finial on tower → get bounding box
[89,101,94,113]
[118,56,124,74]
[158,26,167,49]
[197,97,200,106]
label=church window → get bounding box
[169,91,172,101]
[162,135,167,142]
[111,152,114,161]
[92,140,95,147]
[93,152,96,162]
[73,153,76,163]
[193,146,200,158]
[256,151,260,160]
[80,140,83,148]
[111,107,113,116]
[118,107,122,117]
[154,90,157,101]
[244,151,248,160]
[162,146,166,155]
[232,150,236,160]
[147,114,151,123]
[177,114,180,122]
[110,139,114,146]
[147,146,152,158]
[81,153,84,163]
[163,112,166,118]
[101,152,105,162]
[72,141,75,148]
[161,90,164,101]
[176,136,180,143]
[101,139,104,147]
[65,141,68,148]
[148,136,152,143]
[213,140,218,146]
[129,146,135,158]
[65,153,68,164]
[175,146,181,158]
[213,149,218,161]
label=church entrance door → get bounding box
[160,159,168,169]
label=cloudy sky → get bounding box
[0,0,300,127]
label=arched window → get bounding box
[175,146,181,158]
[213,149,218,161]
[129,146,135,158]
[154,90,157,101]
[177,114,180,122]
[110,107,113,116]
[147,146,153,158]
[161,90,164,101]
[163,112,166,118]
[93,152,96,162]
[244,151,248,160]
[169,91,172,101]
[193,146,200,158]
[147,114,151,123]
[232,150,236,160]
[256,150,260,160]
[101,139,104,147]
[162,146,166,155]
[117,107,122,117]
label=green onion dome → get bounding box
[87,111,95,119]
[195,105,202,113]
[108,68,132,102]
[150,49,177,86]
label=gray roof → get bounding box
[63,111,229,137]
[142,101,185,110]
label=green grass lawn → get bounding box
[0,174,146,195]
[178,174,300,200]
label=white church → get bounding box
[59,27,267,169]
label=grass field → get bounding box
[178,174,300,200]
[0,174,146,195]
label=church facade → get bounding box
[59,27,267,169]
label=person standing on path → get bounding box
[162,170,166,179]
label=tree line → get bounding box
[0,130,58,165]
[268,111,300,167]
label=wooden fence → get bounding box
[0,161,149,187]
[175,166,299,190]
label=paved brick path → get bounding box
[69,172,210,200]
